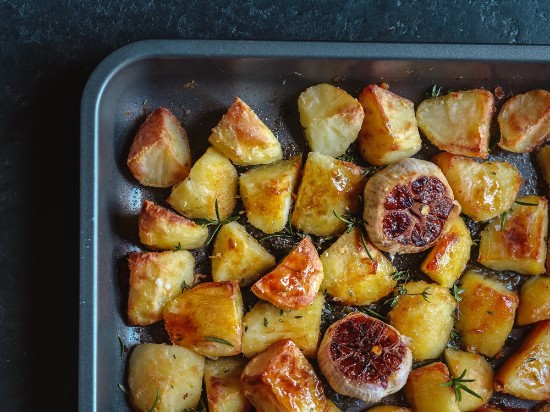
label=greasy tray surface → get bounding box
[80,40,550,411]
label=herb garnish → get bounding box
[181,280,191,293]
[118,383,128,395]
[117,335,127,357]
[204,337,234,347]
[429,84,443,98]
[259,220,307,244]
[173,242,182,251]
[386,285,431,308]
[333,199,373,262]
[147,388,160,412]
[499,209,512,231]
[514,200,538,206]
[440,369,482,402]
[193,199,239,246]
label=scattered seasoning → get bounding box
[173,242,182,251]
[263,318,268,327]
[294,316,303,319]
[441,369,482,402]
[429,84,443,98]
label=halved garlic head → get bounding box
[363,158,460,254]
[317,312,412,404]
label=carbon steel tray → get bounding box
[79,40,550,411]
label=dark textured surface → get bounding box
[1,1,550,411]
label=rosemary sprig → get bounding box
[147,388,160,412]
[259,220,307,244]
[117,335,127,357]
[429,84,443,98]
[441,369,482,402]
[333,208,373,262]
[499,209,512,231]
[194,199,239,245]
[203,337,234,347]
[391,270,411,283]
[514,200,538,206]
[386,285,431,308]
[452,284,464,302]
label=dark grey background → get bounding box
[1,1,550,410]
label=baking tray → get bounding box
[79,40,550,411]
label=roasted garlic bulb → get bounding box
[317,312,413,403]
[363,158,461,254]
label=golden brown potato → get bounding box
[432,152,522,222]
[498,89,550,153]
[537,145,550,189]
[478,195,548,275]
[291,152,366,236]
[420,216,472,288]
[211,221,275,287]
[163,281,243,359]
[138,200,208,250]
[403,362,460,412]
[388,281,456,361]
[204,356,252,412]
[241,294,324,359]
[239,155,302,234]
[241,339,326,412]
[456,270,518,357]
[127,107,192,187]
[252,237,324,310]
[516,275,550,326]
[167,146,238,220]
[366,406,412,412]
[208,97,283,165]
[320,227,396,306]
[443,348,494,411]
[298,83,364,157]
[127,250,195,326]
[128,343,205,412]
[358,84,422,165]
[416,89,494,159]
[494,320,550,400]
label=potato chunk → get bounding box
[516,275,550,326]
[298,83,364,157]
[432,152,522,222]
[208,97,283,165]
[494,320,550,400]
[211,221,275,287]
[204,356,252,412]
[138,200,208,250]
[537,145,550,189]
[420,216,472,288]
[242,294,324,358]
[478,195,548,275]
[403,362,460,412]
[167,146,238,220]
[239,155,302,234]
[456,270,518,357]
[241,339,326,412]
[163,281,243,358]
[252,237,323,310]
[128,343,205,412]
[358,84,421,165]
[388,281,456,361]
[320,227,396,305]
[127,250,195,326]
[498,89,550,153]
[443,348,494,411]
[291,152,366,236]
[127,107,192,187]
[416,89,494,159]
